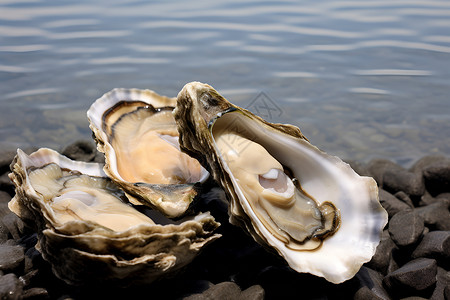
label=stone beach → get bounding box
[0,140,449,300]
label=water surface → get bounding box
[1,0,449,166]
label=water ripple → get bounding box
[352,69,433,76]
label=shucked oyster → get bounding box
[174,82,388,283]
[8,148,220,286]
[87,88,209,218]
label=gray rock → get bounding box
[62,140,97,162]
[368,159,425,198]
[419,191,440,207]
[367,230,397,274]
[0,244,24,272]
[415,201,450,231]
[0,273,23,300]
[394,191,415,208]
[430,267,450,300]
[388,210,424,247]
[412,231,450,262]
[240,285,265,300]
[423,160,450,196]
[355,267,391,300]
[409,155,448,173]
[0,191,10,204]
[384,258,437,295]
[379,189,411,218]
[183,282,242,300]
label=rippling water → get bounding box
[1,0,449,166]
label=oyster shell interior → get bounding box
[212,114,340,251]
[104,102,204,185]
[87,88,209,217]
[27,162,155,231]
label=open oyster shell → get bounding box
[174,82,388,284]
[87,88,209,218]
[8,148,220,286]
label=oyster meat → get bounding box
[8,148,220,286]
[87,88,208,218]
[174,82,388,283]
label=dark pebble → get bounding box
[367,230,397,274]
[384,258,437,296]
[409,155,448,173]
[415,201,450,231]
[61,140,97,162]
[239,285,265,300]
[419,191,440,206]
[388,210,424,247]
[183,281,261,300]
[354,267,390,300]
[394,191,414,208]
[21,287,49,299]
[411,231,450,262]
[378,188,411,218]
[0,191,10,204]
[430,267,450,300]
[368,159,425,198]
[423,160,450,196]
[0,244,24,272]
[0,273,23,300]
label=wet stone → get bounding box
[394,191,414,208]
[0,244,24,272]
[430,267,450,300]
[383,167,425,198]
[388,210,424,247]
[354,267,390,300]
[415,201,450,231]
[183,281,262,300]
[423,160,450,196]
[62,140,97,162]
[384,258,437,297]
[0,191,10,204]
[411,231,450,263]
[409,155,448,174]
[367,230,397,274]
[0,273,23,300]
[379,188,411,218]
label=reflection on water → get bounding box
[0,0,449,166]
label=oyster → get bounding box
[87,88,209,218]
[174,82,388,283]
[8,148,220,286]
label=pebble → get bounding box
[394,191,415,208]
[411,231,450,263]
[378,188,411,218]
[367,230,397,274]
[0,273,23,300]
[430,267,450,300]
[183,281,264,300]
[423,160,450,196]
[61,140,97,162]
[383,258,437,296]
[415,201,450,231]
[0,245,24,272]
[388,210,424,247]
[354,267,390,300]
[368,159,425,198]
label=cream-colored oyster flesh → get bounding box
[87,88,208,218]
[174,81,388,284]
[8,148,220,286]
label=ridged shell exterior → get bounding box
[8,148,220,286]
[87,88,207,218]
[174,82,388,284]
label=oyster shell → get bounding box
[87,88,208,218]
[8,148,220,286]
[174,82,388,283]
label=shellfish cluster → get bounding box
[8,82,387,286]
